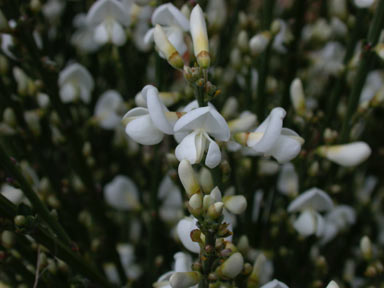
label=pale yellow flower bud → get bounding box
[190,5,210,68]
[216,252,244,279]
[178,160,201,198]
[154,24,184,69]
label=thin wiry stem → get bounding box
[340,1,384,142]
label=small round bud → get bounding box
[14,215,26,227]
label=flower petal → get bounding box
[293,209,317,237]
[176,217,200,254]
[125,114,164,145]
[174,106,230,141]
[288,187,333,213]
[175,131,205,165]
[94,22,109,44]
[87,0,129,26]
[111,21,127,46]
[151,3,189,31]
[104,175,140,210]
[205,135,221,168]
[144,85,174,134]
[268,133,302,163]
[249,107,285,153]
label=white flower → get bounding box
[310,42,345,76]
[228,111,257,133]
[249,32,270,55]
[354,0,375,8]
[71,14,100,52]
[86,0,130,46]
[235,107,304,163]
[94,90,124,129]
[58,63,94,103]
[42,0,65,23]
[288,187,333,237]
[277,163,299,197]
[117,243,142,280]
[123,85,181,145]
[154,252,197,288]
[104,175,140,211]
[144,3,189,56]
[1,184,24,204]
[248,253,274,285]
[176,217,200,254]
[190,4,210,68]
[174,106,230,168]
[321,205,356,244]
[158,175,183,223]
[260,279,289,288]
[359,70,384,108]
[326,281,339,288]
[317,142,371,167]
[207,0,227,31]
[272,20,288,53]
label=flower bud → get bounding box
[14,215,27,227]
[317,142,371,167]
[237,235,250,254]
[203,195,214,210]
[360,236,372,260]
[1,231,15,248]
[190,5,210,68]
[170,272,201,288]
[178,160,201,198]
[354,0,374,8]
[188,193,203,216]
[326,281,339,288]
[290,78,306,116]
[154,24,184,69]
[0,54,8,75]
[374,43,384,61]
[237,30,249,52]
[223,195,247,215]
[216,252,244,279]
[249,32,270,55]
[199,167,214,194]
[0,9,8,32]
[207,202,224,219]
[3,108,17,127]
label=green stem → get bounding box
[195,84,206,107]
[0,193,114,288]
[281,0,307,110]
[0,142,72,247]
[255,0,275,120]
[340,1,384,142]
[325,9,366,126]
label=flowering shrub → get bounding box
[0,0,383,287]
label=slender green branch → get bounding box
[255,0,275,121]
[0,142,72,246]
[340,1,384,142]
[0,193,114,288]
[281,0,307,110]
[325,9,367,126]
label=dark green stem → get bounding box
[340,0,384,142]
[281,0,307,110]
[195,84,206,107]
[0,142,72,247]
[255,0,275,120]
[325,9,367,126]
[0,193,114,288]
